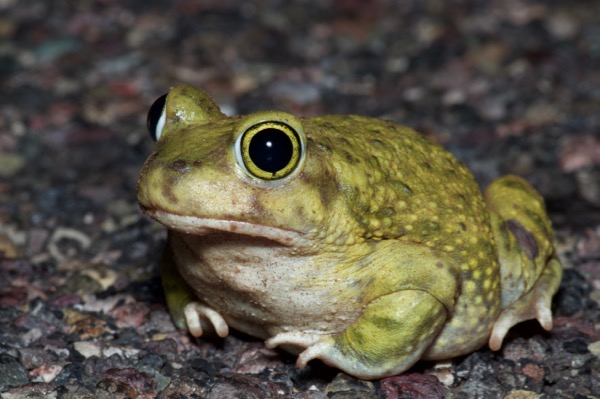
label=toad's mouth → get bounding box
[143,209,303,246]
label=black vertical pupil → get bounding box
[248,128,294,173]
[147,93,167,140]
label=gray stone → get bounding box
[0,354,28,390]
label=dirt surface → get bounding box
[1,0,599,398]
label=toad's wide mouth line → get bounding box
[144,209,303,245]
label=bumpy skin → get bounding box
[137,86,562,379]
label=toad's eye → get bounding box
[147,93,167,141]
[236,121,303,181]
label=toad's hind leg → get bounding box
[267,289,448,379]
[483,175,562,350]
[267,240,461,379]
[489,256,561,350]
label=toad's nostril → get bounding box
[170,160,191,173]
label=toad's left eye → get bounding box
[147,93,167,141]
[236,121,303,181]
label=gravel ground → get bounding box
[1,0,599,398]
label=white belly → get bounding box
[169,231,358,338]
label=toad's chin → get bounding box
[142,208,303,246]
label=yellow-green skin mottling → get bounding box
[137,86,562,379]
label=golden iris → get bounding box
[239,121,302,180]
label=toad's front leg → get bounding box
[160,245,229,338]
[266,290,447,379]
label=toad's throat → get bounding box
[143,209,302,246]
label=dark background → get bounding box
[0,1,599,397]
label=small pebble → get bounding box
[0,354,29,391]
[73,341,101,358]
[503,390,540,399]
[29,364,63,383]
[588,341,600,357]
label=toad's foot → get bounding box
[267,290,448,380]
[159,246,230,338]
[266,331,334,368]
[489,257,562,351]
[184,302,229,338]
